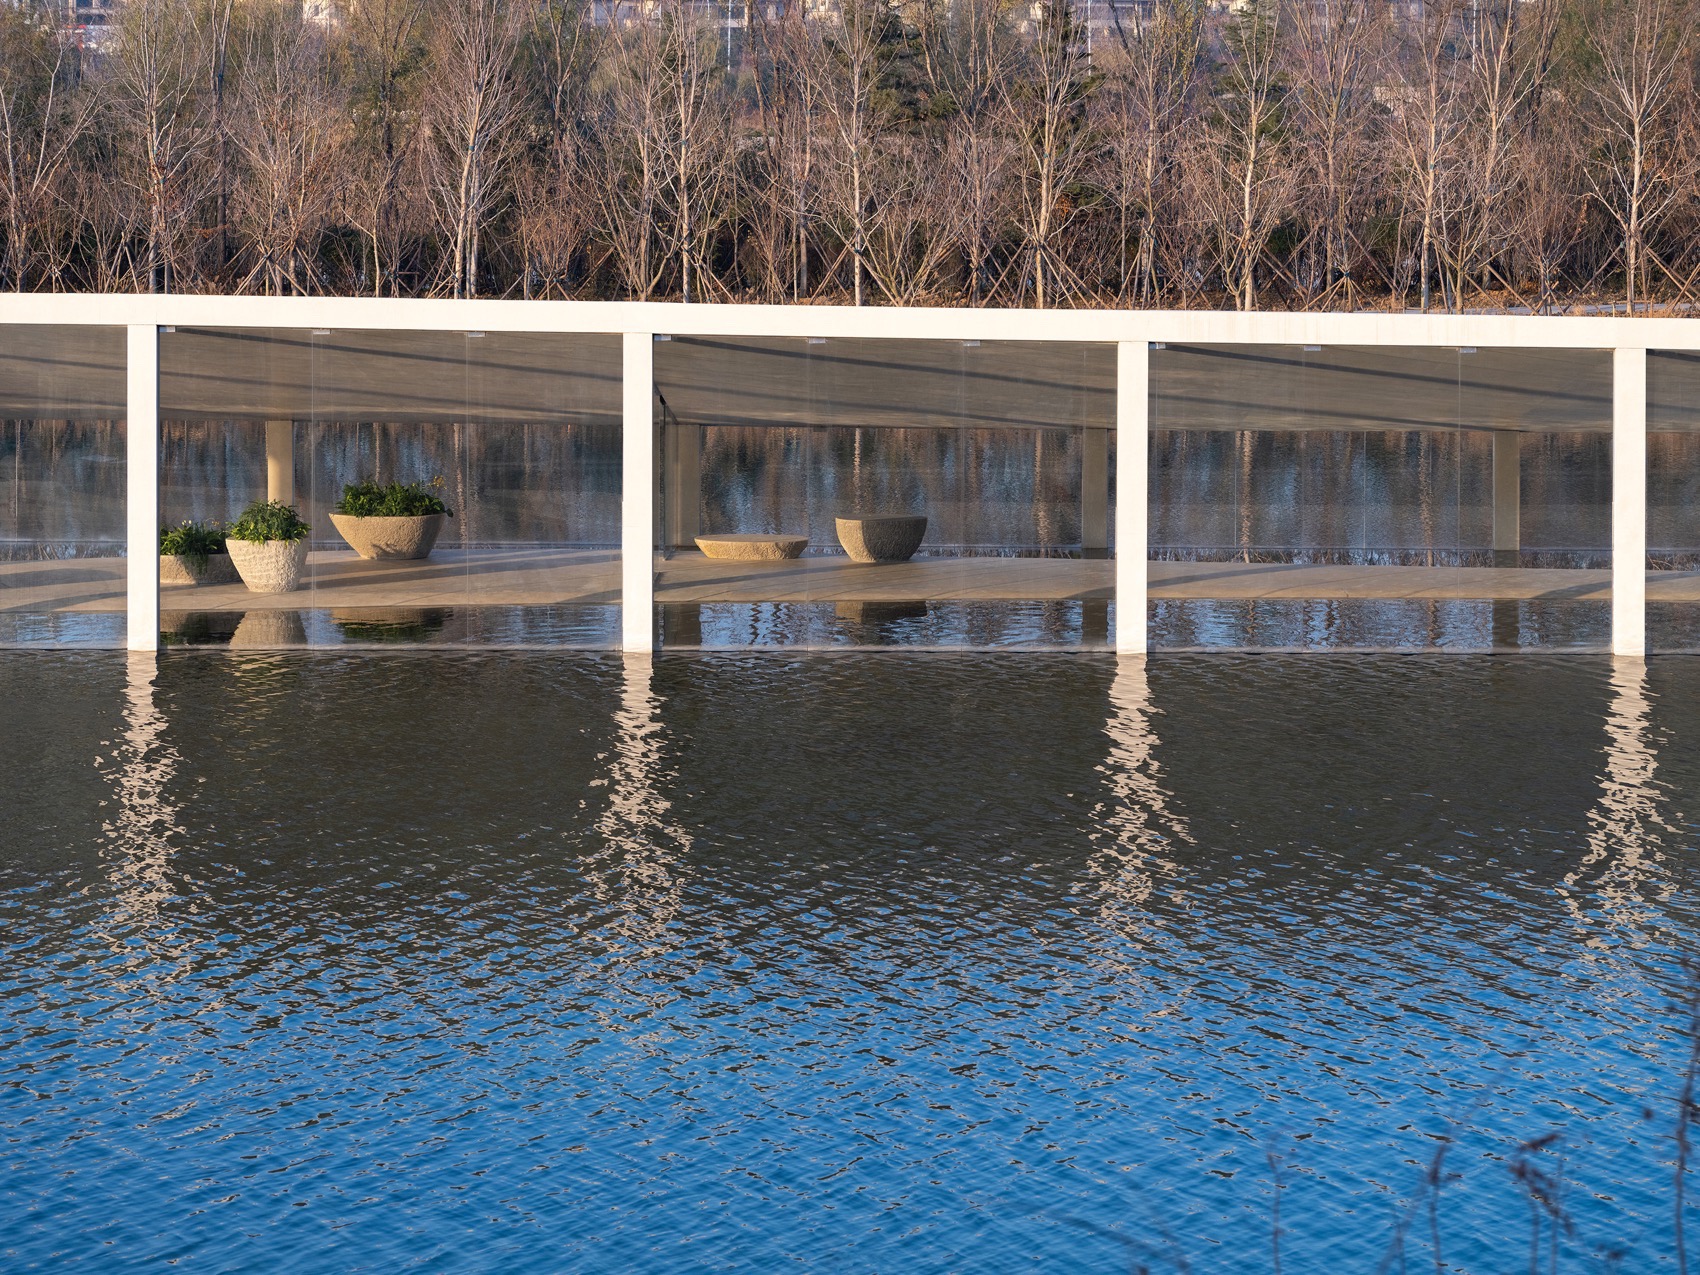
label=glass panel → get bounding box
[1149,344,1612,651]
[158,328,622,647]
[1648,351,1700,651]
[653,336,1113,648]
[0,325,126,647]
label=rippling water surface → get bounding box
[3,653,1698,1272]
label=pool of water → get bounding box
[2,653,1697,1272]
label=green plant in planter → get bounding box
[334,478,453,518]
[158,519,227,571]
[228,500,311,543]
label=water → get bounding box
[2,653,1698,1272]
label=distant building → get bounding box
[59,0,118,49]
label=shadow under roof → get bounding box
[0,324,1651,434]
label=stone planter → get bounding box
[695,533,808,561]
[159,552,239,587]
[226,538,309,593]
[329,512,447,561]
[835,515,928,563]
[230,609,308,647]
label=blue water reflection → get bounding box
[1,653,1696,1272]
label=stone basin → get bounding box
[695,534,809,561]
[835,515,928,563]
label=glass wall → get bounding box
[158,328,622,647]
[0,325,127,647]
[1149,345,1613,651]
[1648,351,1700,652]
[652,336,1115,648]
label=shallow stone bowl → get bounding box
[696,533,809,561]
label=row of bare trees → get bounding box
[3,0,1699,311]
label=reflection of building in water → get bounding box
[587,654,693,959]
[1086,655,1191,927]
[98,655,185,965]
[1567,659,1679,948]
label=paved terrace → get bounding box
[6,550,1700,612]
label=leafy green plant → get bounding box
[334,478,453,519]
[158,519,227,570]
[228,500,311,544]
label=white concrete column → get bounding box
[622,333,656,651]
[1612,347,1647,658]
[1081,426,1108,552]
[265,420,294,505]
[1114,341,1149,654]
[665,414,701,548]
[126,324,159,653]
[1491,429,1520,553]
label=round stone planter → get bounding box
[160,551,239,587]
[835,515,928,564]
[696,533,808,561]
[226,538,309,593]
[329,512,447,561]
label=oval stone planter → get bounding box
[695,533,808,561]
[226,538,309,593]
[329,512,447,561]
[160,551,239,587]
[835,515,928,563]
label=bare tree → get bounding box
[1577,0,1694,308]
[515,0,597,298]
[0,4,92,291]
[1197,0,1289,310]
[1508,106,1586,313]
[595,7,675,299]
[1447,0,1561,309]
[1283,0,1383,308]
[228,0,347,295]
[746,2,821,301]
[1098,0,1203,306]
[658,0,737,304]
[343,0,430,296]
[1000,0,1097,308]
[422,0,527,298]
[1389,0,1466,312]
[107,0,212,292]
[808,0,902,306]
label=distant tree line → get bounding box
[2,0,1698,311]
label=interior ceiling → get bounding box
[0,324,1685,433]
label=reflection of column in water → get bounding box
[587,654,693,959]
[1490,598,1521,651]
[98,654,185,965]
[1085,654,1192,929]
[1565,658,1678,948]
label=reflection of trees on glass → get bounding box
[1,421,127,559]
[1149,429,1613,566]
[159,420,623,547]
[699,424,1084,554]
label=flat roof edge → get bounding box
[0,295,1696,349]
